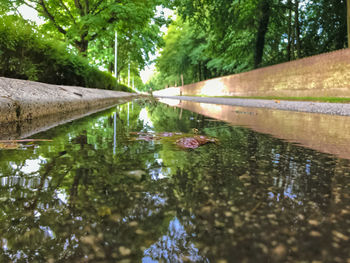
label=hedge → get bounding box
[0,15,133,92]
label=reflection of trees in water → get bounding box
[163,124,349,262]
[147,109,346,261]
[0,101,349,262]
[144,217,209,262]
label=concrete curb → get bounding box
[0,77,138,123]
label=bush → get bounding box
[0,15,133,92]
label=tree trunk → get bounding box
[348,0,350,48]
[287,0,292,61]
[77,40,89,56]
[254,0,271,68]
[294,0,301,58]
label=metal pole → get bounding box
[115,31,118,85]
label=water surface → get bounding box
[1,100,350,262]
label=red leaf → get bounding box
[176,137,201,149]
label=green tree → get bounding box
[7,0,162,56]
[150,0,348,92]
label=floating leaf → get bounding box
[176,137,200,149]
[129,131,218,149]
[176,135,218,149]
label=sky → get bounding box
[17,4,174,84]
[140,7,174,84]
[17,4,44,25]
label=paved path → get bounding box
[154,95,350,116]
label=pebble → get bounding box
[308,219,319,226]
[119,246,131,256]
[310,231,322,237]
[332,230,349,241]
[224,211,233,217]
[129,221,138,227]
[272,244,287,260]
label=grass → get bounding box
[186,95,350,103]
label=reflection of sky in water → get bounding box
[39,226,55,239]
[143,217,207,263]
[305,159,311,175]
[158,98,181,106]
[139,108,154,130]
[11,156,46,174]
[56,189,68,204]
[2,157,49,190]
[150,158,170,180]
[121,193,167,223]
[271,149,280,165]
[269,150,304,201]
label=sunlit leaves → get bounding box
[150,0,348,91]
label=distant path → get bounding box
[154,95,350,117]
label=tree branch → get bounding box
[39,0,67,34]
[84,0,89,14]
[23,0,40,12]
[74,0,84,16]
[58,0,76,23]
[92,0,122,15]
[91,0,104,14]
[89,15,119,41]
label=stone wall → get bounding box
[180,49,350,97]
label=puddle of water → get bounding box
[1,99,350,262]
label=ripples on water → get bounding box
[0,100,350,262]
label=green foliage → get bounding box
[149,0,348,91]
[4,0,168,85]
[145,18,211,91]
[0,15,132,91]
